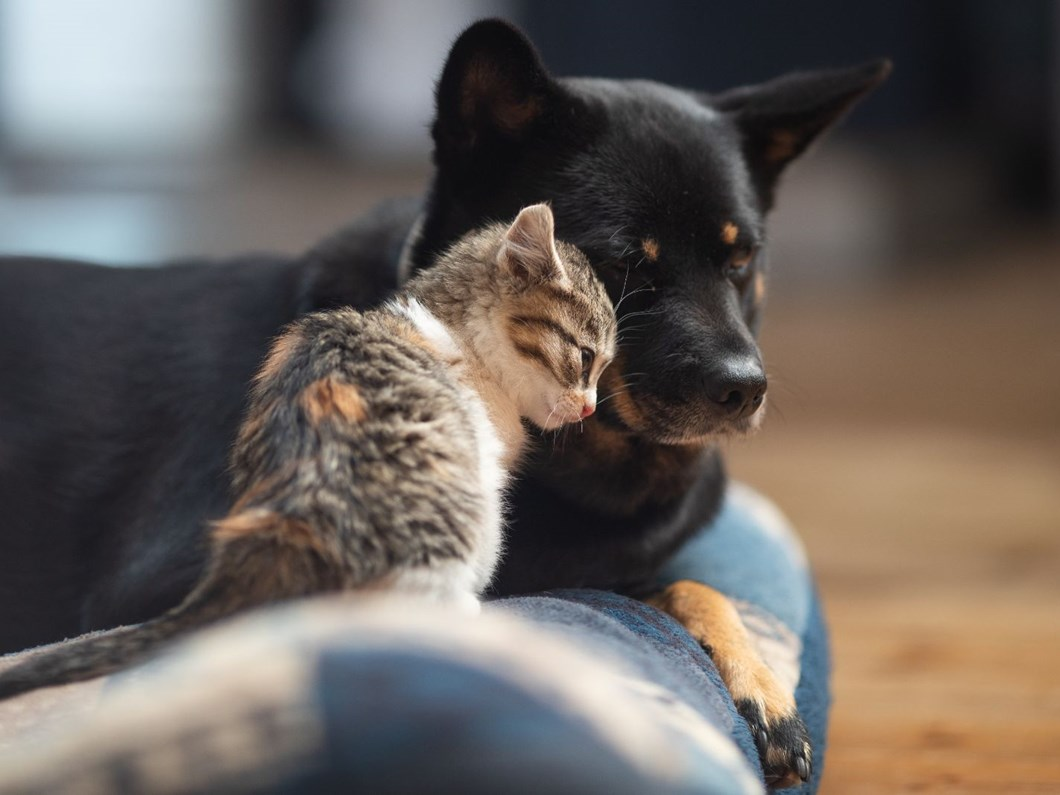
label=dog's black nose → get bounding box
[708,358,767,418]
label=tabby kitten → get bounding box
[0,203,617,700]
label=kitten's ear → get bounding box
[498,204,566,289]
[432,19,558,167]
[712,60,891,206]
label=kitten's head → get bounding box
[492,204,617,429]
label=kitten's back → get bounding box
[0,203,615,701]
[0,307,497,701]
[231,307,492,586]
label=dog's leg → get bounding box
[646,579,811,789]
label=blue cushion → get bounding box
[0,483,829,795]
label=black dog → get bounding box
[0,19,886,786]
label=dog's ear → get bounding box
[432,19,558,167]
[713,60,892,205]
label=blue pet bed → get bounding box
[0,483,828,794]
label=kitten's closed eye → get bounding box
[580,347,594,382]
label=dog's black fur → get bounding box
[0,22,886,658]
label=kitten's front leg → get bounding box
[449,590,482,616]
[646,580,811,789]
[388,563,483,615]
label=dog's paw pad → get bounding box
[736,698,812,790]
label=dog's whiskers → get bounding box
[614,284,657,314]
[618,306,663,324]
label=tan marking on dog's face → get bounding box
[582,414,633,458]
[301,377,368,425]
[766,130,800,164]
[641,237,660,263]
[720,222,740,246]
[753,272,766,305]
[610,376,648,431]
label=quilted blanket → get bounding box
[0,483,829,794]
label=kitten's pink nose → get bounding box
[580,401,595,419]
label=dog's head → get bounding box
[412,19,889,446]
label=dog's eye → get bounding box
[727,245,756,277]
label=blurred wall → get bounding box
[1,0,250,160]
[0,0,1056,273]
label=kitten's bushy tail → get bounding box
[0,510,342,701]
[0,590,237,701]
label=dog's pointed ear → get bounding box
[713,60,892,204]
[432,19,557,165]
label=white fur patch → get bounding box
[386,297,507,594]
[460,389,508,594]
[387,297,462,364]
[388,564,482,615]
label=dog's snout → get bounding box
[708,358,767,418]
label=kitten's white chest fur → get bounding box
[376,202,611,611]
[387,298,517,599]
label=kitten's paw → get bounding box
[646,579,812,789]
[452,591,481,616]
[388,565,481,615]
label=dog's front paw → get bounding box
[646,579,812,789]
[735,696,811,789]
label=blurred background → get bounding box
[1,1,1057,792]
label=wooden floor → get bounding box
[728,240,1060,794]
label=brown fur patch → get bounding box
[596,356,648,433]
[720,222,740,246]
[766,130,800,164]
[753,272,766,305]
[582,416,633,460]
[640,237,660,263]
[610,375,648,431]
[646,580,796,719]
[212,508,323,552]
[235,404,269,448]
[396,325,436,355]
[380,314,446,361]
[256,329,301,384]
[302,377,368,425]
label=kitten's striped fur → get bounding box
[0,204,616,700]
